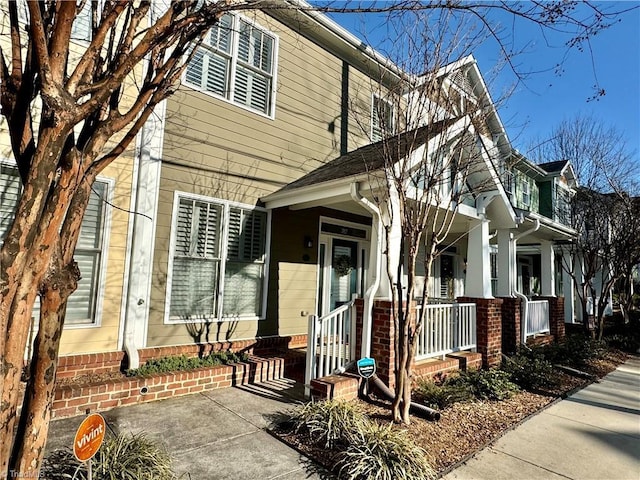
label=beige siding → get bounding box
[278,263,318,336]
[147,11,388,346]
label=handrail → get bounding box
[304,298,357,397]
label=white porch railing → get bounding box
[526,300,550,336]
[304,299,357,392]
[415,303,476,361]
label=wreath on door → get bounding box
[334,255,354,277]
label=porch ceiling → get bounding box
[516,214,576,243]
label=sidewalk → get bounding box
[444,355,640,480]
[47,378,328,479]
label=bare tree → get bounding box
[531,115,639,337]
[0,0,631,473]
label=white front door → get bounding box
[317,220,369,317]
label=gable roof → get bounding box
[279,119,454,192]
[538,160,569,174]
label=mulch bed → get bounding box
[271,349,628,478]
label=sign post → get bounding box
[73,412,106,480]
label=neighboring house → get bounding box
[497,156,579,330]
[0,3,580,383]
[0,2,137,357]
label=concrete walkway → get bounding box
[47,357,639,480]
[47,378,329,479]
[444,355,640,480]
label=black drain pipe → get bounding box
[365,374,441,421]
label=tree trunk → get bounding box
[10,283,70,474]
[0,279,41,474]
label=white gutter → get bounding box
[513,218,540,344]
[285,0,407,84]
[350,182,382,359]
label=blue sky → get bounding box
[328,2,640,158]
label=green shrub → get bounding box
[502,349,559,390]
[542,335,607,367]
[289,399,369,448]
[605,333,640,352]
[126,351,249,377]
[451,368,519,401]
[42,433,177,480]
[414,378,473,409]
[337,423,435,480]
[94,432,176,480]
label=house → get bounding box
[0,2,581,400]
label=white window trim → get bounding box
[182,13,279,120]
[0,159,113,329]
[70,176,114,329]
[164,191,271,324]
[522,180,531,207]
[371,94,395,142]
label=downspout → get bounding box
[350,183,382,359]
[513,218,540,345]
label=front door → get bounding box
[330,239,358,310]
[318,223,369,317]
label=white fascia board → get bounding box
[525,211,577,239]
[263,179,361,210]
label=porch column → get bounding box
[496,229,514,297]
[540,241,556,297]
[376,186,402,300]
[573,255,584,323]
[562,250,575,323]
[465,218,493,298]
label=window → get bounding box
[371,95,394,142]
[0,163,109,326]
[502,169,514,196]
[185,14,277,116]
[17,0,92,41]
[522,180,531,207]
[167,194,268,322]
[556,187,571,224]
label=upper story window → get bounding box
[371,95,394,142]
[522,180,531,208]
[555,186,572,225]
[184,14,277,117]
[167,194,269,322]
[502,169,514,197]
[0,163,110,326]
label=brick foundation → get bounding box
[310,352,483,401]
[458,297,503,368]
[52,355,284,419]
[56,335,307,378]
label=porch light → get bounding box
[304,235,314,249]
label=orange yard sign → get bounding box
[73,413,106,462]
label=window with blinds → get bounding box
[0,163,109,326]
[184,14,276,116]
[168,195,268,322]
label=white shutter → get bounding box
[67,181,108,324]
[170,198,222,319]
[0,164,21,243]
[71,1,92,41]
[223,262,262,316]
[222,208,266,317]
